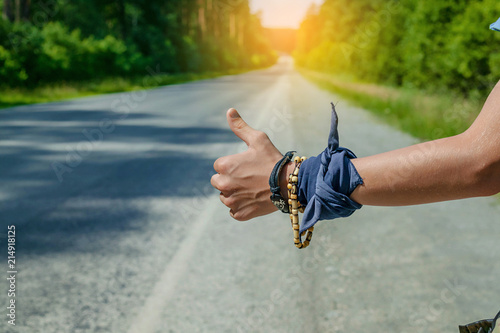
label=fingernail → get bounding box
[230,109,240,118]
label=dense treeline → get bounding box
[295,0,500,96]
[0,0,276,87]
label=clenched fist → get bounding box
[211,108,292,221]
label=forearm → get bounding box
[350,134,481,205]
[214,82,500,221]
[350,93,500,206]
[351,81,500,206]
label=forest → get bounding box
[0,0,276,87]
[295,0,500,97]
[3,0,500,101]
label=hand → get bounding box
[211,108,290,221]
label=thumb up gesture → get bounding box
[211,108,290,220]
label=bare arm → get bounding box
[350,81,500,206]
[212,82,500,220]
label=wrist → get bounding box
[279,161,295,200]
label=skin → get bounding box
[211,108,283,221]
[211,82,500,221]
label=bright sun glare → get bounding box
[249,0,319,29]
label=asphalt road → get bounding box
[1,56,499,333]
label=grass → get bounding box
[0,69,248,110]
[299,68,484,141]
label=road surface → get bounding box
[1,56,499,333]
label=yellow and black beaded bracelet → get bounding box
[287,156,314,249]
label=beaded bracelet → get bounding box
[287,156,314,249]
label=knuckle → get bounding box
[233,118,245,130]
[233,211,250,221]
[224,197,237,208]
[217,179,231,192]
[210,174,219,188]
[211,175,231,192]
[214,157,232,174]
[232,213,244,221]
[213,158,224,173]
[218,160,230,174]
[221,197,237,210]
[239,215,251,222]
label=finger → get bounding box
[211,173,233,193]
[214,156,232,174]
[226,108,259,146]
[210,173,222,190]
[229,209,247,221]
[229,208,252,222]
[219,192,236,209]
[213,158,222,174]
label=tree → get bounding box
[3,0,14,22]
[3,0,30,22]
[294,0,499,95]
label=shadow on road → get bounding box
[0,101,236,255]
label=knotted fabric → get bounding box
[297,103,363,233]
[490,17,500,32]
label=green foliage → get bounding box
[301,69,481,141]
[0,0,276,88]
[295,0,500,96]
[0,69,250,110]
[0,45,27,84]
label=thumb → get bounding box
[226,108,257,146]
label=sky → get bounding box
[249,0,319,29]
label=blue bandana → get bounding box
[297,104,363,233]
[490,17,500,32]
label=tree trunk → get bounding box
[14,0,20,22]
[206,0,212,35]
[3,0,14,22]
[229,12,236,39]
[117,0,128,39]
[20,0,30,21]
[198,0,206,38]
[238,18,244,46]
[183,3,189,35]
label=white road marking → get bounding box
[126,195,219,333]
[126,70,291,333]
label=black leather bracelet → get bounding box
[269,151,295,213]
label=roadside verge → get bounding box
[299,68,483,141]
[0,69,249,110]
